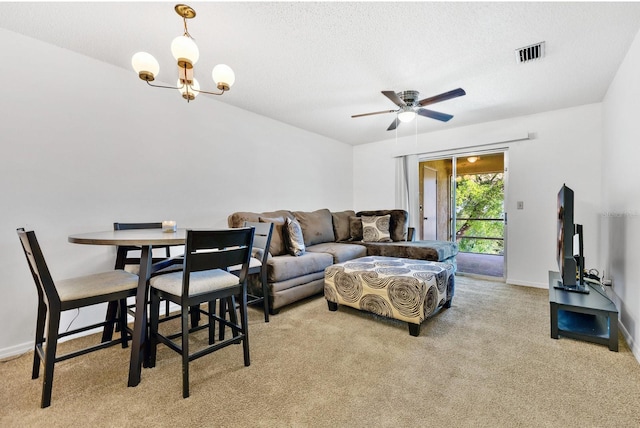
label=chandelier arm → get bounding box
[145,80,185,90]
[191,88,226,96]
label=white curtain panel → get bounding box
[395,154,420,229]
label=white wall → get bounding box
[354,104,603,288]
[0,29,353,357]
[602,28,640,359]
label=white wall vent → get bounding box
[515,42,545,63]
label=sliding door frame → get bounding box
[417,148,509,280]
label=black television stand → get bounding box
[549,271,618,351]
[554,280,589,294]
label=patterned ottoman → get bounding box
[324,256,455,336]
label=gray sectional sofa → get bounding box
[228,208,458,314]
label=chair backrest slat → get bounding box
[243,221,273,263]
[182,228,254,297]
[114,222,163,231]
[113,222,170,269]
[17,229,60,304]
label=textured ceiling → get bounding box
[2,2,640,145]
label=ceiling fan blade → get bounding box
[351,109,396,118]
[387,118,400,131]
[382,90,406,108]
[418,88,466,107]
[417,108,453,122]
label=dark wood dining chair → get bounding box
[227,221,273,322]
[148,227,254,398]
[103,222,182,341]
[17,228,138,408]
[113,222,179,317]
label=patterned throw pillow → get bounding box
[361,215,392,242]
[284,217,306,256]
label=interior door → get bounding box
[422,166,437,240]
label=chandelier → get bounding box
[131,4,235,102]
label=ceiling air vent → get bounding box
[515,42,545,63]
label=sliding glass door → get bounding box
[419,152,506,278]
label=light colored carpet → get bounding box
[1,276,639,427]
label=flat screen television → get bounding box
[556,184,588,293]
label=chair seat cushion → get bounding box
[57,270,138,302]
[150,268,240,297]
[228,257,262,273]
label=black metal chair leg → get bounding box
[240,290,250,367]
[41,311,60,408]
[227,296,240,338]
[261,270,270,323]
[102,300,119,341]
[32,301,47,380]
[208,300,216,345]
[190,304,201,327]
[117,299,129,348]
[181,307,190,399]
[218,299,228,341]
[149,292,160,368]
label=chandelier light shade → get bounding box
[171,35,199,67]
[131,52,160,81]
[132,4,234,102]
[212,64,235,90]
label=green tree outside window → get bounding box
[455,173,504,255]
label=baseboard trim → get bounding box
[618,320,639,363]
[0,341,32,360]
[506,278,547,289]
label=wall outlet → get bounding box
[517,201,524,210]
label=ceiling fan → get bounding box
[352,88,466,131]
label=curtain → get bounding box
[395,154,420,229]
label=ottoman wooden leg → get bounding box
[408,323,420,336]
[327,301,338,311]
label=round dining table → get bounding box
[68,228,186,387]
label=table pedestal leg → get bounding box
[128,245,152,387]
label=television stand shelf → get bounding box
[548,271,618,351]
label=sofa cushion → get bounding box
[294,209,335,246]
[259,216,287,256]
[361,215,392,242]
[349,216,363,241]
[284,217,306,256]
[360,240,459,262]
[357,210,408,242]
[331,210,356,242]
[306,242,367,263]
[228,210,293,228]
[267,251,334,283]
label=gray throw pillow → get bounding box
[332,210,355,242]
[361,215,392,242]
[284,217,306,256]
[349,216,363,241]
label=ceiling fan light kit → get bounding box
[397,106,417,123]
[352,87,466,131]
[131,4,234,102]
